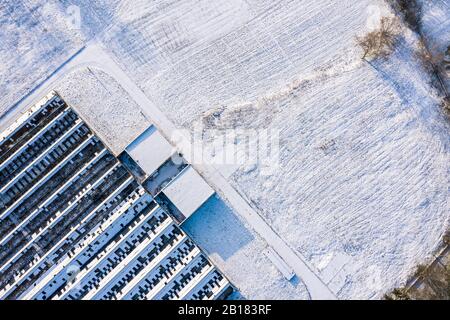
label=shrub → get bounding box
[443,229,450,246]
[414,264,429,280]
[356,17,401,60]
[385,287,410,300]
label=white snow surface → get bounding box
[1,0,449,299]
[183,195,310,300]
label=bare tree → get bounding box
[356,17,401,60]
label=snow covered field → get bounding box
[420,0,450,52]
[0,0,449,299]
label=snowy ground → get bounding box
[55,67,152,155]
[419,0,450,53]
[0,0,449,299]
